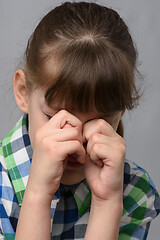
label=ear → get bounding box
[13,69,29,114]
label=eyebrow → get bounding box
[43,103,116,118]
[43,104,67,112]
[42,103,66,114]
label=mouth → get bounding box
[66,154,84,168]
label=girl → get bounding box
[0,2,159,240]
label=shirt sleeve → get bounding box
[0,144,17,240]
[119,160,160,240]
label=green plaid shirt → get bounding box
[0,113,160,239]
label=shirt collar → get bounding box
[60,180,91,216]
[1,113,91,216]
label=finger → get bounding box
[84,155,102,177]
[89,143,125,167]
[94,159,104,167]
[86,133,124,156]
[57,140,86,164]
[63,123,73,128]
[47,127,83,143]
[46,110,82,130]
[85,142,105,168]
[83,119,116,143]
[86,133,113,155]
[89,143,112,165]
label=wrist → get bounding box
[25,173,59,206]
[91,193,123,213]
[24,184,53,207]
[85,194,123,240]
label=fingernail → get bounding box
[63,123,72,128]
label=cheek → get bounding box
[112,122,119,131]
[110,113,122,131]
[111,119,121,132]
[28,113,45,149]
[28,115,36,148]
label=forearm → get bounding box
[85,198,123,240]
[15,188,51,240]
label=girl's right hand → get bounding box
[25,110,85,203]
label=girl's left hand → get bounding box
[83,119,126,203]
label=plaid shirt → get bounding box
[0,113,160,240]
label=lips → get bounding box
[66,154,83,168]
[67,155,77,162]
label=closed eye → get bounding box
[44,114,52,120]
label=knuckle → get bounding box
[77,121,82,129]
[117,148,126,160]
[119,139,126,154]
[92,143,98,153]
[91,133,99,143]
[73,140,82,150]
[97,118,106,127]
[72,127,79,137]
[41,138,51,151]
[39,137,57,154]
[60,109,68,118]
[84,132,89,141]
[35,129,44,143]
[60,110,82,128]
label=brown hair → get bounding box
[24,2,142,137]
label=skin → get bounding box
[14,69,126,240]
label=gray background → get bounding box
[0,0,159,238]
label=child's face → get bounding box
[14,70,124,185]
[26,88,123,184]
